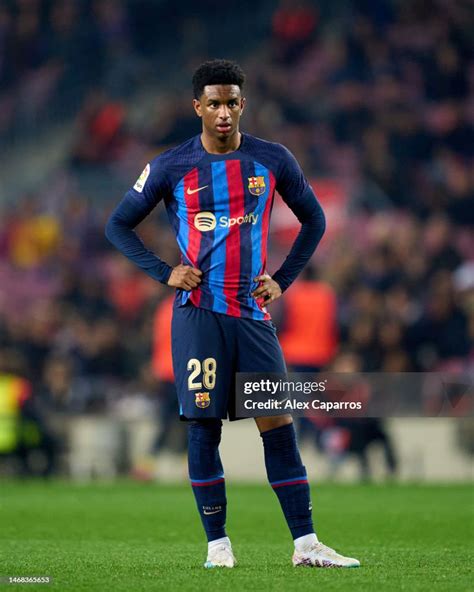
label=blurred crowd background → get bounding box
[0,0,472,479]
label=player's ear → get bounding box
[193,99,202,117]
[240,97,246,114]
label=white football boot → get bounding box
[204,542,237,568]
[292,541,360,568]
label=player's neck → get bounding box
[200,130,242,154]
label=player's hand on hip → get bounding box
[167,264,202,290]
[252,274,282,304]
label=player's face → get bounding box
[193,85,245,141]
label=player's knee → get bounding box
[188,419,222,445]
[255,414,293,434]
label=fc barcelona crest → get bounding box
[248,176,266,196]
[195,392,211,409]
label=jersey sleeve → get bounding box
[271,145,326,292]
[275,145,310,209]
[104,157,174,285]
[129,156,172,208]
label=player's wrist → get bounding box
[163,266,174,286]
[271,274,285,293]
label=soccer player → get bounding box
[105,59,360,569]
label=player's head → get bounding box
[192,59,246,141]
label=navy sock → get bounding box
[188,419,227,542]
[261,423,314,540]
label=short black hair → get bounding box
[192,59,245,99]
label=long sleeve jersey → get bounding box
[105,132,325,320]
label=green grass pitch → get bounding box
[1,481,473,591]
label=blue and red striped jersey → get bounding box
[108,133,324,321]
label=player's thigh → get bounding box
[235,318,287,373]
[172,304,234,419]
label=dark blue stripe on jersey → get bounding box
[174,178,188,258]
[195,165,215,311]
[165,191,181,246]
[236,159,256,316]
[165,192,185,306]
[173,178,190,305]
[210,162,230,314]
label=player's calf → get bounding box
[188,419,228,542]
[260,422,314,539]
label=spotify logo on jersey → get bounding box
[194,212,217,231]
[194,211,259,232]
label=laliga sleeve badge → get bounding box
[195,392,211,408]
[134,163,150,193]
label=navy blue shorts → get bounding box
[171,303,287,420]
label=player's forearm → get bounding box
[272,193,326,292]
[105,193,173,285]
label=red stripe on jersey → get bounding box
[184,168,202,307]
[259,172,276,320]
[224,161,246,317]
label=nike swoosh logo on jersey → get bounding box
[187,185,209,195]
[203,509,222,515]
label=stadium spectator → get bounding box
[272,0,318,64]
[279,266,338,371]
[0,347,59,476]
